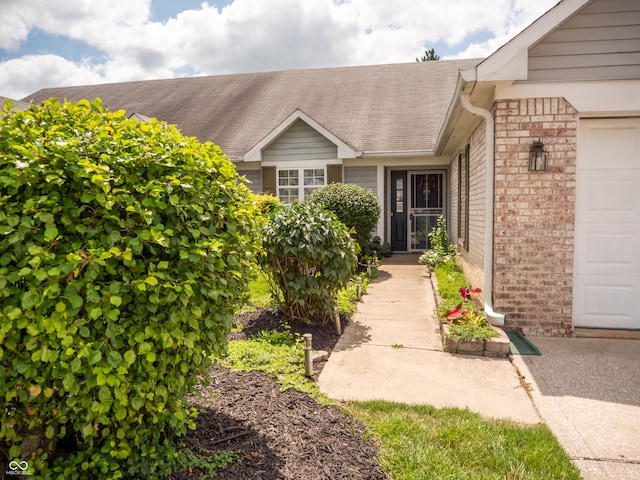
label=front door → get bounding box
[390,171,407,251]
[391,171,445,252]
[409,172,445,251]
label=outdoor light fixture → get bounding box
[528,139,548,171]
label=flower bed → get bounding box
[429,267,510,358]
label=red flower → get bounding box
[459,287,481,299]
[446,304,468,321]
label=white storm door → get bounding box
[573,118,640,329]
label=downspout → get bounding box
[459,93,506,327]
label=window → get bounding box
[278,168,325,204]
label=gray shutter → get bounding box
[327,164,342,184]
[261,166,276,195]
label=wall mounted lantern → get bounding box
[528,139,548,171]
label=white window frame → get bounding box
[277,166,327,204]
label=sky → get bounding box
[0,0,561,100]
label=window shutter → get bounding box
[327,164,342,184]
[261,166,276,195]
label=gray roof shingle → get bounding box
[23,59,480,158]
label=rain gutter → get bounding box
[459,92,506,327]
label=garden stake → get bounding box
[303,333,313,377]
[333,305,342,336]
[356,276,362,300]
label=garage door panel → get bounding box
[574,226,640,275]
[574,275,640,329]
[576,171,640,223]
[575,118,640,329]
[582,124,640,170]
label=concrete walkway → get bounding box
[318,255,640,480]
[318,255,540,423]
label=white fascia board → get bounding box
[360,150,434,158]
[476,0,591,82]
[261,158,342,168]
[496,79,640,114]
[243,108,359,162]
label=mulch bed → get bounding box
[171,308,388,480]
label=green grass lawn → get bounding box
[349,401,582,480]
[235,270,273,314]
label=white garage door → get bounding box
[574,118,640,329]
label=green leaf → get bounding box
[69,294,83,309]
[109,295,122,307]
[144,276,158,286]
[29,385,42,397]
[131,396,144,411]
[124,350,136,365]
[21,290,40,309]
[87,350,102,365]
[44,226,59,242]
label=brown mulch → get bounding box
[171,309,388,480]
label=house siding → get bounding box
[237,169,262,193]
[528,0,640,82]
[493,97,578,336]
[344,166,377,193]
[263,119,338,161]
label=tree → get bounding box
[0,98,258,478]
[416,48,440,61]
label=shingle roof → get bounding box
[1,96,30,112]
[23,59,480,159]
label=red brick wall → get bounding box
[493,97,578,336]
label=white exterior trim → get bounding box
[495,79,640,115]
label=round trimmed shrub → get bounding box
[0,98,257,477]
[260,202,357,324]
[251,192,282,217]
[308,183,381,253]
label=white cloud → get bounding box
[0,0,560,99]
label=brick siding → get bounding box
[493,97,578,336]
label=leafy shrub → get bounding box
[419,215,457,268]
[309,183,381,253]
[260,202,357,324]
[365,236,392,258]
[251,192,282,216]
[0,99,257,478]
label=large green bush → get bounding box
[260,202,357,324]
[309,183,381,253]
[0,98,257,478]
